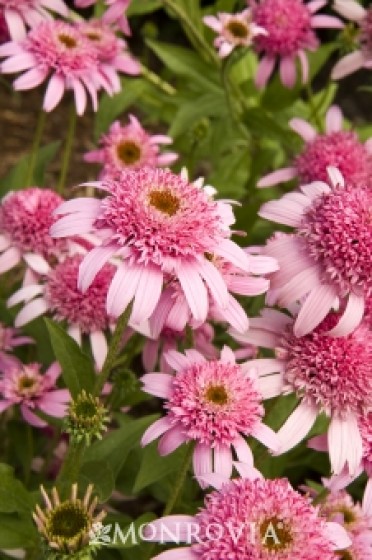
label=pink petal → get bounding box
[327,165,345,188]
[197,259,229,308]
[141,373,173,399]
[50,214,96,237]
[14,66,47,90]
[324,522,352,550]
[41,0,69,16]
[214,446,233,478]
[257,167,297,188]
[298,49,309,83]
[157,153,178,166]
[327,292,364,337]
[306,0,327,13]
[193,443,213,488]
[247,255,279,275]
[233,435,254,465]
[7,284,44,307]
[277,266,322,308]
[0,246,21,274]
[331,50,365,80]
[150,135,173,145]
[1,52,36,73]
[152,549,198,560]
[362,479,372,517]
[328,414,363,475]
[214,239,249,271]
[290,118,317,142]
[15,298,48,327]
[77,245,116,293]
[43,73,65,112]
[259,197,305,227]
[131,266,163,324]
[220,345,235,364]
[294,284,338,337]
[276,401,318,454]
[142,340,159,372]
[166,297,190,332]
[45,362,62,384]
[215,295,249,333]
[38,399,67,417]
[0,235,11,252]
[325,105,343,133]
[164,350,191,372]
[158,425,186,455]
[300,180,331,198]
[234,462,263,480]
[90,330,108,371]
[311,14,344,29]
[23,253,50,274]
[177,263,208,323]
[106,263,141,317]
[280,56,296,88]
[333,0,366,22]
[71,78,87,116]
[4,9,26,40]
[258,373,284,400]
[252,422,280,452]
[244,359,284,377]
[255,55,275,88]
[233,326,278,349]
[141,417,173,447]
[203,15,223,32]
[145,516,196,543]
[308,434,328,452]
[21,404,46,427]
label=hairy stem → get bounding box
[57,105,77,194]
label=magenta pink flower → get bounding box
[0,187,66,277]
[233,308,372,475]
[203,8,267,58]
[332,0,372,79]
[146,477,351,559]
[75,0,131,35]
[84,115,177,180]
[142,323,217,374]
[250,0,343,88]
[50,168,250,326]
[260,168,371,336]
[8,253,116,369]
[141,346,278,485]
[0,0,68,40]
[0,323,33,371]
[0,361,70,427]
[0,20,116,115]
[258,105,372,187]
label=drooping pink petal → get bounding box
[215,295,249,333]
[164,350,192,372]
[15,298,49,327]
[214,239,249,271]
[214,446,233,478]
[158,425,186,455]
[90,330,108,370]
[197,259,229,309]
[333,0,366,22]
[258,373,284,400]
[141,373,174,399]
[252,422,280,452]
[311,15,344,28]
[193,443,213,488]
[177,263,208,323]
[294,284,338,337]
[328,413,363,475]
[276,401,318,454]
[131,266,163,324]
[4,10,26,40]
[7,284,44,307]
[327,292,365,337]
[152,549,198,560]
[21,404,46,427]
[277,266,322,307]
[106,262,142,317]
[43,73,65,112]
[233,435,254,465]
[307,0,327,14]
[331,50,365,80]
[325,105,343,134]
[14,66,48,90]
[257,167,297,188]
[78,245,116,292]
[0,246,21,274]
[23,253,50,274]
[141,416,173,446]
[279,55,296,88]
[298,49,309,83]
[362,479,372,517]
[1,52,36,73]
[255,55,276,88]
[323,522,352,550]
[290,118,317,142]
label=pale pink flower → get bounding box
[203,8,267,58]
[258,105,372,187]
[332,0,372,79]
[232,308,372,475]
[142,323,217,374]
[75,0,131,35]
[141,346,278,486]
[0,20,114,115]
[50,168,250,326]
[84,115,177,180]
[145,476,351,559]
[0,323,33,371]
[0,0,68,40]
[250,0,343,88]
[260,167,371,336]
[0,188,66,277]
[7,253,116,370]
[0,361,70,427]
[77,19,140,93]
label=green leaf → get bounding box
[146,39,221,92]
[83,415,158,477]
[127,0,162,14]
[169,92,227,137]
[133,442,187,492]
[44,319,96,399]
[0,465,34,513]
[0,141,60,195]
[243,107,299,148]
[79,460,115,502]
[0,514,38,548]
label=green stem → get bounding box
[25,110,46,186]
[140,63,177,95]
[162,0,219,65]
[305,83,323,131]
[221,58,250,140]
[56,440,85,493]
[163,444,193,516]
[57,105,77,194]
[94,303,133,396]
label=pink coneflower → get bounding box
[75,0,131,36]
[0,20,113,115]
[141,346,278,485]
[50,167,250,326]
[78,19,140,93]
[0,0,68,40]
[332,0,372,79]
[0,323,33,371]
[0,11,10,44]
[250,0,343,88]
[84,115,177,180]
[146,477,351,559]
[260,167,371,336]
[203,8,267,58]
[142,323,217,374]
[232,308,372,475]
[7,253,116,369]
[0,187,66,277]
[258,105,372,187]
[0,361,70,427]
[360,413,372,477]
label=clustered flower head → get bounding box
[250,0,343,88]
[203,8,267,58]
[84,114,178,180]
[0,0,68,40]
[0,16,140,114]
[74,0,132,36]
[0,322,33,371]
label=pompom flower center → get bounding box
[260,516,293,551]
[281,318,372,417]
[17,374,39,396]
[148,189,181,217]
[299,184,371,295]
[205,384,229,405]
[116,140,141,164]
[58,33,77,49]
[227,20,249,39]
[47,503,89,539]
